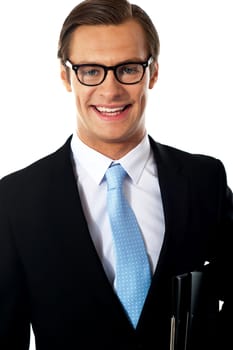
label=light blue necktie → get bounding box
[105,163,151,328]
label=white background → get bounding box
[0,1,232,348]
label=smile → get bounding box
[94,105,129,116]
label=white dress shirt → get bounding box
[71,133,165,286]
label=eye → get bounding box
[79,66,102,77]
[118,64,140,76]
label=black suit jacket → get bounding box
[0,136,232,350]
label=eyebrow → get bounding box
[69,57,147,66]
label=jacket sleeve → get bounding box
[0,179,30,349]
[215,161,233,349]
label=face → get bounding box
[61,19,158,158]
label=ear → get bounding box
[60,64,72,92]
[149,62,159,89]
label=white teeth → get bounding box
[96,106,125,113]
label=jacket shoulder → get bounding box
[150,137,225,174]
[0,137,72,198]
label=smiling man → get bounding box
[0,0,232,349]
[60,19,158,159]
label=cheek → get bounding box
[74,96,81,115]
[73,89,91,113]
[135,88,148,119]
[135,85,148,109]
[140,94,147,115]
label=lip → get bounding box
[92,104,131,120]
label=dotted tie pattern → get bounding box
[105,163,151,328]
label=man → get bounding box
[0,0,232,349]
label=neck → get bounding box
[77,133,146,160]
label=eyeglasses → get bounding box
[65,56,153,86]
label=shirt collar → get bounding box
[119,136,151,184]
[71,132,151,185]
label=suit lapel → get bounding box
[154,139,189,270]
[48,137,111,283]
[138,138,189,314]
[47,137,133,328]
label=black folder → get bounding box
[170,266,218,350]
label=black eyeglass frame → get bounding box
[65,56,153,86]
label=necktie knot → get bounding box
[105,163,126,191]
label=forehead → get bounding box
[69,19,148,63]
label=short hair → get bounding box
[57,0,160,68]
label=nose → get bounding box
[99,70,124,97]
